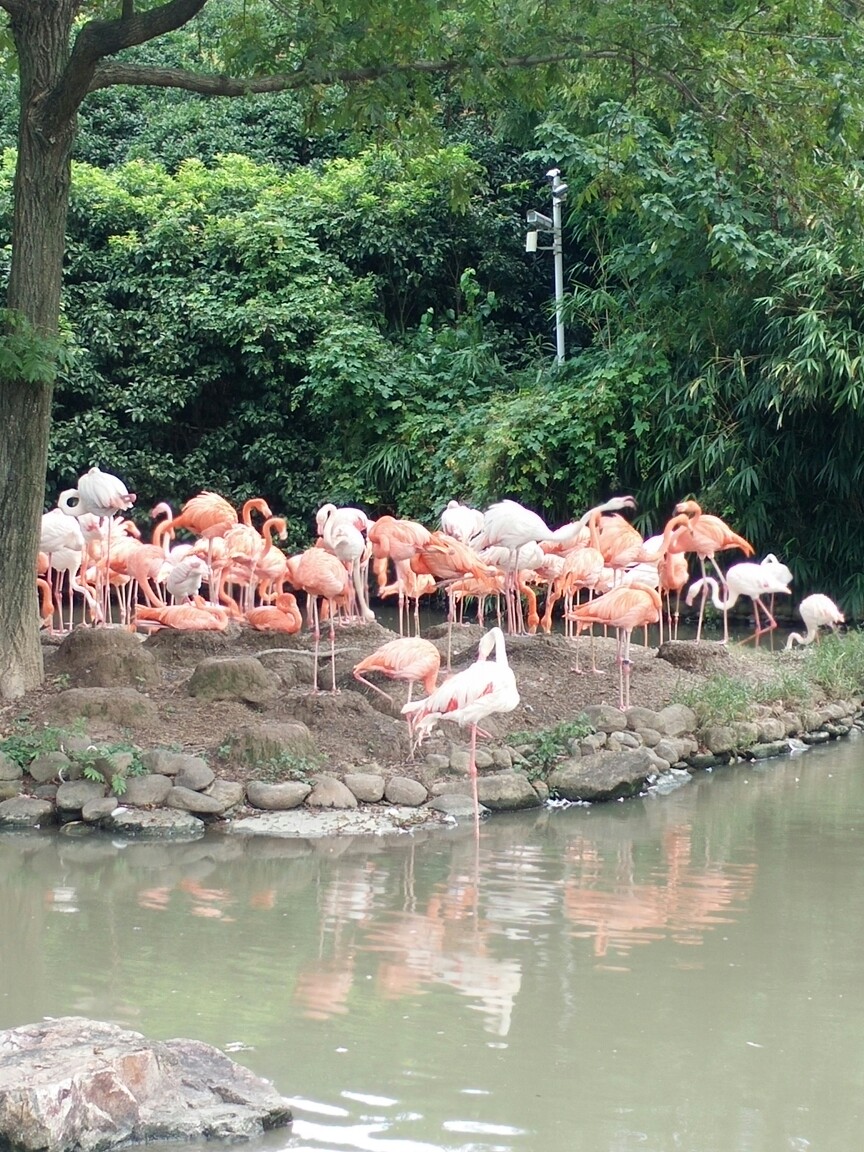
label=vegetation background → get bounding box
[3,0,864,610]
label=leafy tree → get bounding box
[0,0,579,699]
[5,0,864,698]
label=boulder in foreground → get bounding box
[0,1017,292,1151]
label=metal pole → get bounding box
[551,181,565,365]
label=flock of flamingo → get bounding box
[36,466,845,818]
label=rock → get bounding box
[206,779,245,811]
[0,1017,291,1152]
[344,773,386,803]
[0,782,21,801]
[55,779,107,815]
[757,718,788,743]
[636,727,662,748]
[384,777,428,806]
[0,797,55,828]
[97,808,206,839]
[476,770,542,811]
[0,751,22,781]
[426,794,487,818]
[186,657,280,703]
[53,627,161,688]
[609,730,642,750]
[746,740,791,760]
[305,776,358,809]
[44,688,158,730]
[698,725,738,756]
[225,723,318,766]
[246,780,312,810]
[581,704,627,732]
[229,806,440,837]
[91,751,136,790]
[548,747,656,802]
[626,706,661,731]
[687,752,726,769]
[654,704,698,737]
[653,738,688,765]
[138,750,201,777]
[120,774,173,807]
[27,751,72,784]
[167,786,227,815]
[143,628,233,662]
[658,640,733,673]
[730,720,760,747]
[174,759,215,792]
[81,796,120,822]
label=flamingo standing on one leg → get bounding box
[785,594,845,649]
[401,627,519,831]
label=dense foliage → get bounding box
[5,0,864,609]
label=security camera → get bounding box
[527,208,552,229]
[552,182,568,198]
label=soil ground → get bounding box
[0,616,808,787]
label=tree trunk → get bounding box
[0,2,77,698]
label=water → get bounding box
[3,736,864,1151]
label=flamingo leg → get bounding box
[469,722,480,837]
[353,673,396,707]
[328,600,337,693]
[310,595,321,692]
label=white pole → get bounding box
[551,181,565,365]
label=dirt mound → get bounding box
[0,623,772,783]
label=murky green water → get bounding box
[3,735,864,1151]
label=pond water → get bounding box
[3,734,864,1152]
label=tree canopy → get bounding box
[3,0,864,698]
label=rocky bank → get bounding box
[0,621,860,838]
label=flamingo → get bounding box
[440,499,484,544]
[474,497,636,633]
[164,554,210,603]
[58,467,137,622]
[401,626,519,829]
[565,583,662,709]
[320,504,375,623]
[286,548,351,692]
[353,636,441,710]
[135,600,230,631]
[665,501,754,641]
[412,531,497,659]
[786,594,845,649]
[245,592,303,634]
[685,559,793,645]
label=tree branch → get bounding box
[88,49,586,97]
[40,0,210,132]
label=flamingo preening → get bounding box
[402,626,519,830]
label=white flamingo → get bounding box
[786,594,845,648]
[402,626,519,830]
[686,560,793,645]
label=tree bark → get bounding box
[0,1,77,698]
